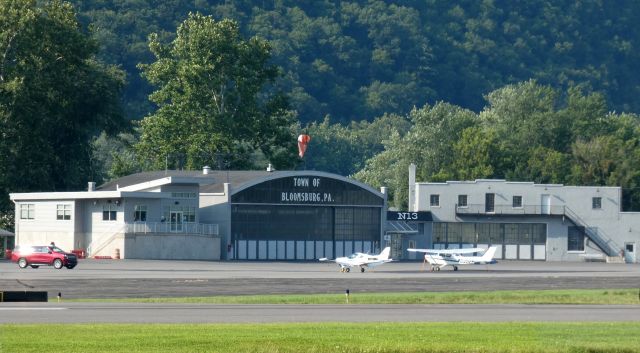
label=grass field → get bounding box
[72,288,640,305]
[1,322,639,353]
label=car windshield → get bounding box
[51,246,66,253]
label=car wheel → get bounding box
[18,258,28,268]
[53,258,63,269]
[30,265,39,269]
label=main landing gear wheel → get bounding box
[360,268,365,273]
[345,267,350,272]
[435,267,440,271]
[453,266,459,271]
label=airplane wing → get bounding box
[407,248,486,254]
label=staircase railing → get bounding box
[86,224,125,257]
[124,222,219,236]
[562,207,621,257]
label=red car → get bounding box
[11,245,78,269]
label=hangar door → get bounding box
[230,174,384,260]
[432,222,546,260]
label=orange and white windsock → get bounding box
[297,134,311,158]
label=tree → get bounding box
[91,131,141,181]
[0,0,125,213]
[303,113,411,176]
[136,14,297,170]
[355,102,477,208]
[450,127,496,180]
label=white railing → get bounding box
[125,222,219,236]
[86,224,126,257]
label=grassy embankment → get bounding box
[70,288,640,304]
[1,322,639,353]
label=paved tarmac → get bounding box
[1,260,639,324]
[2,303,640,323]
[0,259,638,299]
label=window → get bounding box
[592,197,602,209]
[103,204,117,221]
[430,194,440,207]
[171,192,197,199]
[20,204,35,220]
[568,226,585,251]
[162,206,196,224]
[56,204,71,220]
[512,196,523,208]
[458,195,468,207]
[134,205,147,222]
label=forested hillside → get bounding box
[73,0,640,123]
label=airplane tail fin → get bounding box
[379,247,391,260]
[481,246,497,262]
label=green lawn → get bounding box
[71,288,640,305]
[1,322,639,352]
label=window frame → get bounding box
[20,204,35,220]
[457,195,468,208]
[56,204,72,220]
[102,204,118,221]
[592,197,602,210]
[568,226,585,252]
[134,205,147,222]
[512,195,523,208]
[430,194,440,207]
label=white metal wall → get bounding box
[234,240,375,260]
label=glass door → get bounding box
[170,211,183,232]
[391,234,403,259]
[625,243,636,263]
[541,194,551,214]
[485,193,495,213]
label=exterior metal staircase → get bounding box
[562,207,621,257]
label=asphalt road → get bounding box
[0,259,638,299]
[2,303,640,323]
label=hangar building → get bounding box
[401,164,638,263]
[10,168,386,260]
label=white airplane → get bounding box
[407,246,497,271]
[320,247,392,272]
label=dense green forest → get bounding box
[3,0,640,230]
[72,0,640,123]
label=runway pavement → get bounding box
[0,259,638,299]
[1,303,639,323]
[1,260,639,324]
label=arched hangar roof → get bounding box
[99,170,384,199]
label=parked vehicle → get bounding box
[11,245,77,269]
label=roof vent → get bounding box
[203,166,211,175]
[88,182,96,192]
[266,163,275,172]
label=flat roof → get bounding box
[99,170,275,193]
